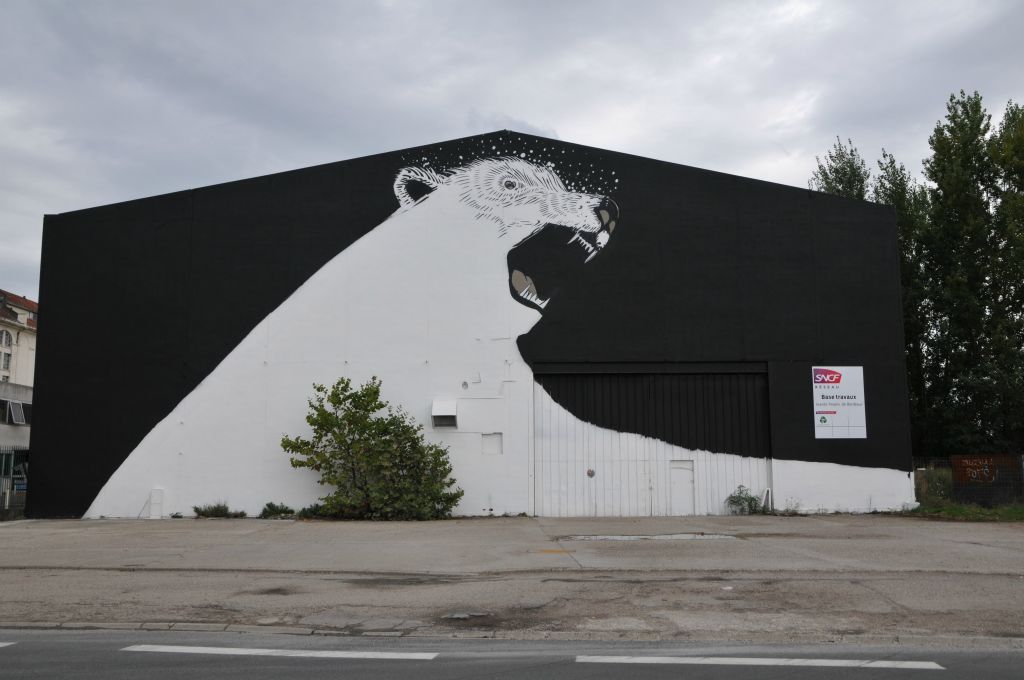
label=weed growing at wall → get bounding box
[193,502,247,518]
[259,502,295,519]
[282,377,464,520]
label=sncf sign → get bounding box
[813,368,842,384]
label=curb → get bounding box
[2,621,1024,650]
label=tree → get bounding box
[809,136,871,199]
[281,377,464,520]
[871,150,931,456]
[921,90,1001,455]
[985,100,1024,453]
[811,92,1024,459]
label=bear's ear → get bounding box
[394,166,447,207]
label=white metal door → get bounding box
[669,461,695,516]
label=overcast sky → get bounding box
[2,0,1022,300]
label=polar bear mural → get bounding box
[83,157,620,518]
[81,151,914,519]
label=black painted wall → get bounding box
[536,371,772,459]
[518,149,912,472]
[28,132,911,517]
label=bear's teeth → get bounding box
[568,232,595,254]
[567,230,606,264]
[518,286,549,309]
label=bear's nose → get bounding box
[595,197,619,233]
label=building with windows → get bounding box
[28,132,915,518]
[0,290,36,449]
[0,290,37,387]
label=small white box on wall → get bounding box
[431,399,458,428]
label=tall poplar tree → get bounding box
[986,101,1024,453]
[921,90,1001,455]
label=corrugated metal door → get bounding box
[533,371,771,516]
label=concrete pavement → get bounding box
[1,515,1022,645]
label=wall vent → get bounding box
[431,399,457,428]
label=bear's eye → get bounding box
[503,179,517,190]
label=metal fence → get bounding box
[0,445,28,520]
[914,455,1024,507]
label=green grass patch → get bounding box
[909,499,1024,521]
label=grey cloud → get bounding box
[1,0,1022,299]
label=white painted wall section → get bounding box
[771,458,915,513]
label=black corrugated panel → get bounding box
[536,372,771,458]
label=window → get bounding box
[0,329,11,348]
[1,352,9,370]
[0,400,29,425]
[7,401,25,425]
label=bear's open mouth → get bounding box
[507,206,616,312]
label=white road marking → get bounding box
[576,656,944,670]
[122,645,437,660]
[0,643,16,648]
[565,533,735,541]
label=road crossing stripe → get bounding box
[576,656,944,670]
[122,645,436,660]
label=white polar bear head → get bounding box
[393,157,618,308]
[395,157,616,246]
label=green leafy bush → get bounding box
[259,502,295,519]
[193,502,247,518]
[297,503,333,520]
[725,485,764,515]
[282,377,464,520]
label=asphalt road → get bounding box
[2,629,1022,680]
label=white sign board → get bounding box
[812,366,866,439]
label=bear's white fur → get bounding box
[396,157,608,240]
[83,158,615,518]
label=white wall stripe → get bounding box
[122,645,436,660]
[576,656,943,670]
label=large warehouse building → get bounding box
[27,132,914,518]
